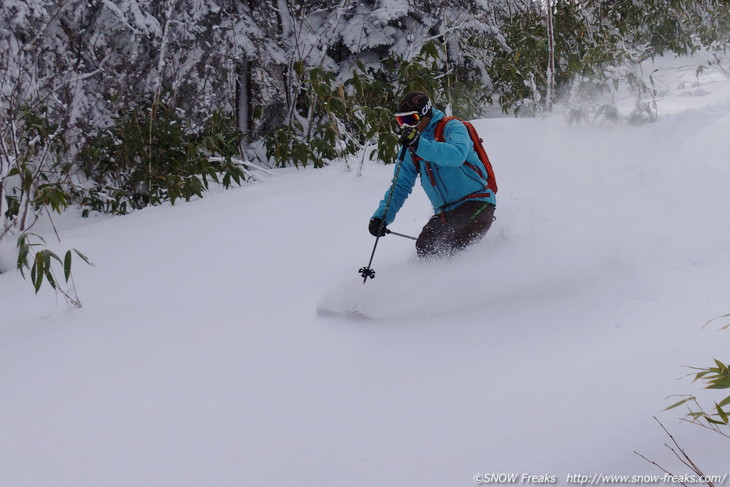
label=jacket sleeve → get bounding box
[372,151,418,225]
[412,119,470,167]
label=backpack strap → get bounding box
[434,117,498,194]
[410,149,436,186]
[434,116,454,141]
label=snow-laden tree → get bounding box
[0,0,251,236]
[253,0,538,167]
[2,0,730,242]
[0,0,104,238]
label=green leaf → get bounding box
[707,377,730,390]
[715,403,729,424]
[64,251,72,282]
[32,255,43,293]
[17,236,30,273]
[44,265,57,290]
[663,396,695,411]
[29,232,47,245]
[45,249,62,265]
[73,249,94,268]
[718,395,730,409]
[23,166,34,192]
[693,370,712,382]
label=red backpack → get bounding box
[431,116,498,194]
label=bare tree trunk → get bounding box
[236,55,253,140]
[0,142,10,238]
[546,0,556,112]
[273,0,296,126]
[148,0,179,199]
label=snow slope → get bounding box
[1,55,729,486]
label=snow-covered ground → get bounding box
[1,55,729,486]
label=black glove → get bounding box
[399,126,420,149]
[369,217,388,237]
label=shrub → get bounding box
[1,103,71,240]
[264,39,489,169]
[78,103,245,215]
[16,232,93,307]
[667,357,730,437]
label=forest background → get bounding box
[1,0,730,243]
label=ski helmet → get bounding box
[397,91,433,118]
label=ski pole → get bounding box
[385,229,417,240]
[359,144,409,284]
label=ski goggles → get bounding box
[395,111,421,127]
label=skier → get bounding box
[369,91,497,259]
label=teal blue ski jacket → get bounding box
[372,108,496,225]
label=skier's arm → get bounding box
[372,152,418,225]
[412,120,471,167]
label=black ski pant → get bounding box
[416,201,495,259]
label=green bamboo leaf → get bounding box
[23,166,33,192]
[32,255,43,293]
[17,236,30,273]
[47,250,62,265]
[716,403,729,423]
[30,232,46,245]
[693,370,712,381]
[663,396,695,411]
[73,249,93,267]
[64,251,72,282]
[42,251,54,289]
[707,377,730,389]
[29,260,37,287]
[44,265,57,290]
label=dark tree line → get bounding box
[1,0,729,242]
